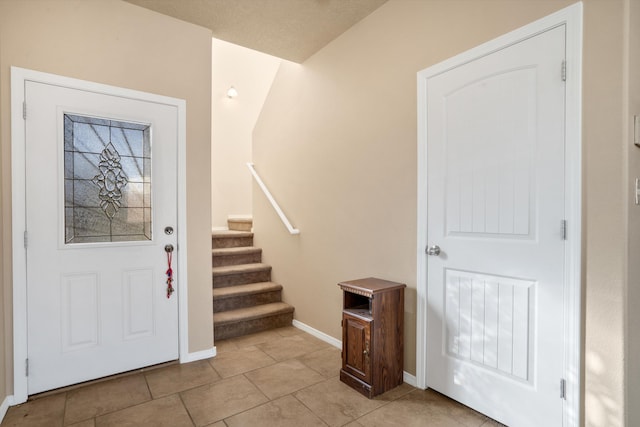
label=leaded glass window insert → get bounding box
[64,114,151,243]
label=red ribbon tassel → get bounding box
[166,252,175,298]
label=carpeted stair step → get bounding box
[213,302,294,340]
[212,263,271,288]
[212,231,254,249]
[213,281,283,312]
[212,246,262,267]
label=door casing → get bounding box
[416,3,582,426]
[10,67,189,404]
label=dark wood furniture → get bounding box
[338,277,406,398]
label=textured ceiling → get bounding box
[124,0,388,63]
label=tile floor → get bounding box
[1,327,502,427]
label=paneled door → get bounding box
[25,80,179,394]
[425,26,566,426]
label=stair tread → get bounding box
[213,302,294,325]
[212,246,261,256]
[212,230,253,238]
[212,263,271,276]
[213,282,282,298]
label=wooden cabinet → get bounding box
[338,277,406,398]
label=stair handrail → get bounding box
[246,163,300,235]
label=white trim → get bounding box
[176,97,190,366]
[227,214,253,220]
[293,320,341,349]
[10,68,28,404]
[10,67,189,403]
[0,395,14,424]
[403,372,417,388]
[181,347,217,363]
[293,320,416,386]
[415,3,582,426]
[562,4,583,426]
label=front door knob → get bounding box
[426,245,441,256]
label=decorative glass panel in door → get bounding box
[64,114,151,243]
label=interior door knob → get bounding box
[426,245,441,256]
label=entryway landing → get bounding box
[1,327,503,426]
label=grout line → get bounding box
[218,373,273,425]
[142,370,153,400]
[61,392,69,426]
[290,393,331,426]
[177,392,197,427]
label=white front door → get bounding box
[25,80,180,394]
[424,26,566,426]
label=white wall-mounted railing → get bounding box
[247,163,300,235]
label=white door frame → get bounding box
[10,67,189,404]
[416,3,582,426]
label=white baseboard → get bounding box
[293,319,417,387]
[180,347,216,363]
[227,214,253,220]
[403,371,418,387]
[292,320,341,349]
[1,395,14,424]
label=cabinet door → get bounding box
[342,313,372,384]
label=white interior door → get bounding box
[25,80,179,394]
[425,26,566,426]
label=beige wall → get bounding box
[0,0,213,401]
[626,0,640,425]
[211,39,281,229]
[253,0,629,425]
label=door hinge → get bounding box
[24,230,28,249]
[560,378,567,399]
[561,220,567,240]
[25,358,29,377]
[23,101,26,120]
[561,60,567,82]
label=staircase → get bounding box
[212,221,294,340]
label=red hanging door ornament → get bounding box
[165,245,175,298]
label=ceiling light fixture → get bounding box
[227,86,238,99]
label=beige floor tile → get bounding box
[373,382,415,402]
[297,346,341,378]
[181,375,268,426]
[66,420,95,427]
[1,393,66,427]
[94,394,193,427]
[481,420,506,427]
[273,326,304,337]
[353,389,485,427]
[245,359,325,400]
[402,390,488,427]
[209,345,275,378]
[228,330,281,348]
[356,405,465,427]
[293,377,385,426]
[224,395,326,427]
[145,359,221,398]
[213,339,239,353]
[256,334,329,361]
[1,330,496,427]
[64,374,151,425]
